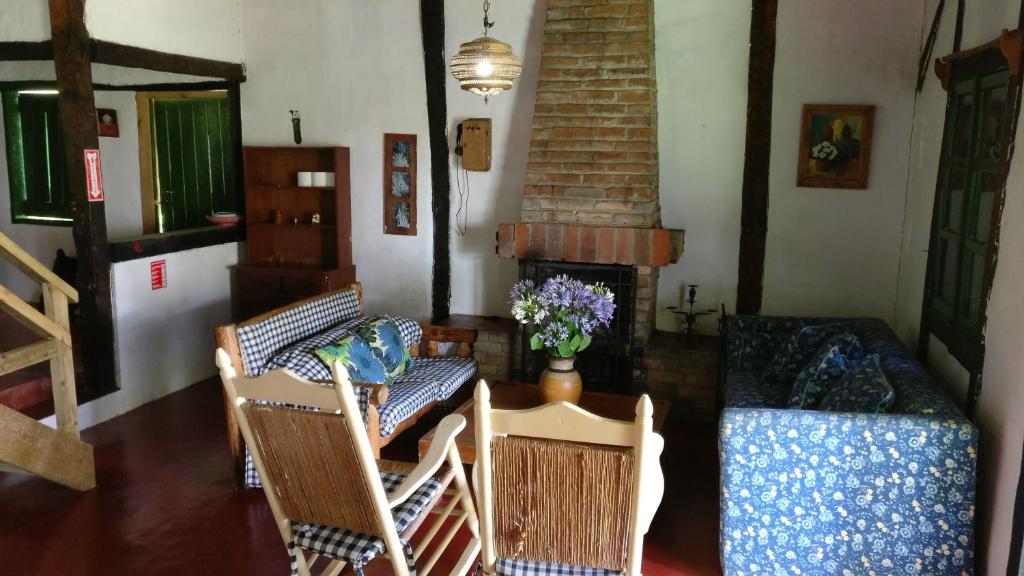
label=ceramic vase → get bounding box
[538,355,582,405]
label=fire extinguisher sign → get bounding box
[84,149,104,202]
[150,260,167,290]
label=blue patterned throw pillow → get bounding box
[762,322,852,384]
[787,333,863,409]
[359,317,413,379]
[819,354,896,413]
[315,334,391,384]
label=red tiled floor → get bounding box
[0,379,722,575]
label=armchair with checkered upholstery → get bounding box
[216,348,481,576]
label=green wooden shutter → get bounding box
[150,96,236,232]
[2,91,72,223]
[927,69,1009,345]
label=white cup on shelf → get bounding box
[297,171,313,187]
[312,172,328,187]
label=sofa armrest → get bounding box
[412,325,479,358]
[719,407,976,574]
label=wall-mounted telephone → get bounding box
[455,118,491,171]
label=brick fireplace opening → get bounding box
[497,0,683,351]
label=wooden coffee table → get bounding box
[418,381,671,461]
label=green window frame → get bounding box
[2,90,73,225]
[925,64,1010,365]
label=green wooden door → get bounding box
[150,96,236,232]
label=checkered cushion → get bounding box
[236,289,362,376]
[244,385,372,489]
[377,357,477,437]
[288,470,443,576]
[495,559,621,576]
[265,314,422,380]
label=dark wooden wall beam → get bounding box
[90,40,245,81]
[420,0,452,323]
[49,0,118,396]
[735,0,779,315]
[0,41,54,60]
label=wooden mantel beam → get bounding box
[49,0,118,396]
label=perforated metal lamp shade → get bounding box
[449,35,522,101]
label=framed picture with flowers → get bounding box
[796,104,875,189]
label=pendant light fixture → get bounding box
[449,0,522,103]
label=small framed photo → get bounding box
[796,104,875,189]
[97,108,119,138]
[383,133,416,235]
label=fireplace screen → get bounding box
[518,260,637,395]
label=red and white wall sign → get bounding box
[83,149,104,202]
[150,260,167,290]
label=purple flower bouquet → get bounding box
[509,275,616,358]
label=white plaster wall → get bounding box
[761,0,925,322]
[654,0,750,332]
[42,242,241,429]
[95,90,144,239]
[445,0,544,317]
[0,0,50,41]
[892,0,1024,572]
[240,0,433,320]
[84,0,243,63]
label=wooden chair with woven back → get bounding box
[472,380,665,576]
[216,348,481,576]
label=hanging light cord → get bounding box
[482,0,494,36]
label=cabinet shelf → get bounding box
[238,146,355,318]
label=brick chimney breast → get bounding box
[497,0,683,344]
[522,0,660,227]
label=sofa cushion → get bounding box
[315,334,392,385]
[236,288,362,376]
[787,333,863,409]
[377,357,477,437]
[360,317,413,378]
[266,315,421,381]
[762,322,852,384]
[819,354,896,413]
[725,316,804,372]
[724,370,789,408]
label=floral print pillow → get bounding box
[787,332,863,409]
[819,353,896,413]
[359,317,413,379]
[315,334,392,385]
[762,322,853,384]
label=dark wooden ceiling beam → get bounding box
[735,0,779,315]
[48,0,118,396]
[90,39,245,81]
[0,41,54,60]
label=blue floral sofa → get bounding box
[215,285,478,487]
[719,316,977,575]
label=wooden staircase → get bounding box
[0,232,94,490]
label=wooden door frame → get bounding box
[135,90,229,234]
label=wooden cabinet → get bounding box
[237,146,355,318]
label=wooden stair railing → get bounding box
[0,232,94,490]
